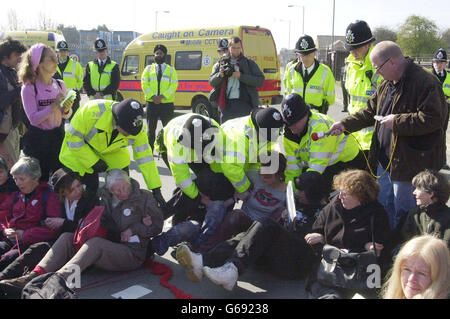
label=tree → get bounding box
[373,26,397,44]
[57,24,80,45]
[441,28,450,51]
[36,11,57,30]
[6,9,20,31]
[93,24,110,32]
[397,15,444,58]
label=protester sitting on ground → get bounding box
[0,168,98,291]
[0,169,164,291]
[381,234,450,299]
[193,151,288,253]
[175,171,329,290]
[18,43,74,183]
[305,169,391,299]
[397,169,450,249]
[0,156,18,203]
[0,157,61,271]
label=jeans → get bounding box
[377,164,416,229]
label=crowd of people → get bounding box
[0,18,448,300]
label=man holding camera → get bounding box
[209,37,265,124]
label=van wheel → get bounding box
[192,97,219,122]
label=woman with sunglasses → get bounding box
[18,43,74,183]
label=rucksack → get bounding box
[21,272,77,299]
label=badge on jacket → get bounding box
[123,208,131,216]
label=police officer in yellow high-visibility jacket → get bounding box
[221,107,284,200]
[141,44,178,149]
[279,93,365,192]
[59,98,165,206]
[344,21,383,151]
[83,39,120,101]
[283,58,297,95]
[155,113,237,206]
[55,41,84,119]
[285,35,335,114]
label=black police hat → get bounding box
[433,48,447,62]
[56,40,69,51]
[294,35,317,55]
[344,20,375,51]
[281,93,310,126]
[217,38,229,51]
[112,98,144,136]
[154,44,168,55]
[251,107,284,142]
[179,114,215,148]
[94,39,107,51]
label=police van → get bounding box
[118,26,282,116]
[0,30,66,50]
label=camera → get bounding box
[220,55,235,77]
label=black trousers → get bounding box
[0,242,51,280]
[0,240,28,272]
[202,218,317,280]
[146,102,174,149]
[22,125,64,183]
[220,99,253,124]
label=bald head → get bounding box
[370,41,406,83]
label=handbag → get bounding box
[316,214,378,291]
[73,206,108,251]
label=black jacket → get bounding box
[60,191,99,233]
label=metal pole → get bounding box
[155,11,158,31]
[331,0,335,51]
[288,20,291,48]
[302,6,305,34]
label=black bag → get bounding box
[316,214,378,291]
[21,273,77,299]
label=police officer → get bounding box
[55,40,84,119]
[59,98,165,207]
[221,107,284,201]
[284,35,335,114]
[83,39,120,101]
[432,48,450,169]
[154,113,236,222]
[280,93,365,192]
[141,44,178,149]
[344,20,383,152]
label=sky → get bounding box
[2,0,450,50]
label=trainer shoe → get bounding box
[176,244,203,282]
[202,262,238,291]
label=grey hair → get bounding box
[10,156,41,179]
[105,169,131,190]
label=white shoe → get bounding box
[202,262,238,291]
[176,244,203,282]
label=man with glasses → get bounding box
[329,41,448,230]
[343,20,383,152]
[280,93,365,192]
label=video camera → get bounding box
[219,55,235,77]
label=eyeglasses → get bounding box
[374,57,390,71]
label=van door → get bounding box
[241,27,281,105]
[119,54,143,102]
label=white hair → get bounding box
[10,156,41,179]
[105,169,130,190]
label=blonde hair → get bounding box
[382,235,450,299]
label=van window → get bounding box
[145,55,172,66]
[121,55,139,76]
[175,51,202,70]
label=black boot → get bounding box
[0,272,39,299]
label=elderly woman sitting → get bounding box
[0,157,61,271]
[3,169,163,290]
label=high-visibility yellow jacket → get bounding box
[285,60,335,110]
[87,60,118,100]
[141,63,178,103]
[221,115,276,194]
[442,71,450,103]
[283,59,297,95]
[57,58,84,91]
[345,45,383,150]
[59,99,161,190]
[159,113,240,199]
[279,111,360,187]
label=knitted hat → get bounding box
[281,93,310,126]
[112,98,144,136]
[294,35,317,55]
[344,20,375,51]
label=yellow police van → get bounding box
[118,26,282,116]
[0,30,66,50]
